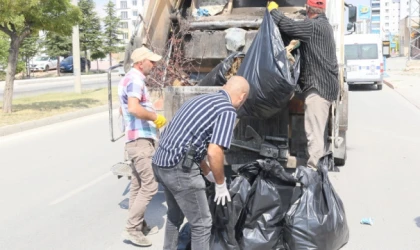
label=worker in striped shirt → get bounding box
[152,76,250,250]
[268,0,340,169]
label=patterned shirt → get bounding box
[118,68,158,142]
[271,10,339,101]
[153,90,237,168]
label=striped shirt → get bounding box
[153,90,237,168]
[271,10,339,101]
[118,68,158,142]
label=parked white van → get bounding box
[344,34,384,90]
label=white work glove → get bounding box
[205,171,216,183]
[214,181,231,206]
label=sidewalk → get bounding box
[384,70,420,110]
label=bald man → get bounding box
[152,76,249,250]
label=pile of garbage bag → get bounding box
[198,10,300,119]
[178,154,349,250]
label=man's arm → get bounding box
[127,97,157,121]
[200,159,211,176]
[207,143,225,184]
[270,9,313,42]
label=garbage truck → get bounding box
[109,0,358,178]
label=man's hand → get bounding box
[214,181,231,206]
[267,1,279,12]
[153,114,167,129]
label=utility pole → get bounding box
[72,0,82,93]
[408,0,420,60]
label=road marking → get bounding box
[49,172,112,206]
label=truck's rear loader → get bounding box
[111,0,352,178]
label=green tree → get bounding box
[0,0,81,113]
[103,0,124,68]
[0,33,8,71]
[78,0,101,73]
[91,49,106,72]
[19,34,39,78]
[44,32,72,76]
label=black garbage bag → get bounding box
[209,175,252,250]
[237,10,300,119]
[283,154,350,250]
[177,223,192,250]
[198,52,245,86]
[238,159,297,250]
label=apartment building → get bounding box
[371,0,401,39]
[115,0,148,44]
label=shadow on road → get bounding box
[13,98,100,111]
[415,217,420,228]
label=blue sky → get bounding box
[94,0,110,18]
[345,0,370,6]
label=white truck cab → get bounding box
[344,34,384,90]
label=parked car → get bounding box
[60,56,91,73]
[30,56,58,72]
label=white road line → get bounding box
[49,172,112,206]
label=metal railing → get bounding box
[108,64,125,142]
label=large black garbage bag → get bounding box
[209,176,252,250]
[237,10,300,119]
[284,154,350,250]
[177,223,191,250]
[198,52,245,86]
[238,159,297,250]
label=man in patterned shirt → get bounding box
[118,46,167,247]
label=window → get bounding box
[133,11,138,17]
[385,2,389,6]
[120,22,128,29]
[132,0,137,6]
[345,44,378,60]
[385,16,389,20]
[121,11,128,19]
[385,22,389,27]
[386,9,389,13]
[123,33,128,39]
[120,1,127,8]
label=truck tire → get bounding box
[376,83,383,90]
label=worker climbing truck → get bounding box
[109,0,358,177]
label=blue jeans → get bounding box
[153,162,212,250]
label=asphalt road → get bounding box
[1,83,420,249]
[0,73,121,100]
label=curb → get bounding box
[383,79,395,89]
[0,105,112,137]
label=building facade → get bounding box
[371,0,402,39]
[115,0,148,44]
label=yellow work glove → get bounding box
[267,1,279,12]
[153,114,167,129]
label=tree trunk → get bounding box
[84,50,88,73]
[109,52,112,68]
[57,57,61,77]
[2,36,20,113]
[96,59,99,72]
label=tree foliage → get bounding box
[0,0,81,113]
[78,0,102,72]
[103,0,124,67]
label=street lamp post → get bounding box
[72,0,82,93]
